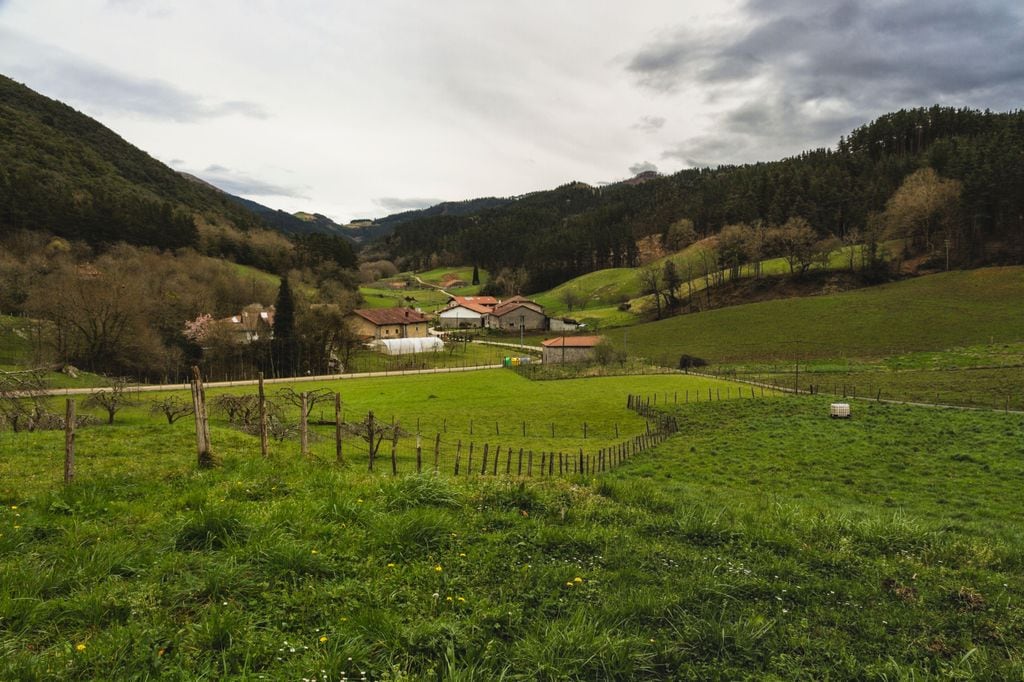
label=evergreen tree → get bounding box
[272,277,298,377]
[472,264,480,285]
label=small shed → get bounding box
[371,337,445,355]
[541,335,603,364]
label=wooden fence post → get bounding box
[434,433,441,471]
[528,450,533,476]
[468,442,474,473]
[64,398,75,484]
[299,392,309,458]
[540,452,546,475]
[505,447,512,475]
[191,366,215,469]
[481,443,489,475]
[517,448,524,476]
[258,372,269,458]
[390,431,398,475]
[334,393,344,465]
[367,411,376,472]
[454,440,462,475]
[416,434,423,473]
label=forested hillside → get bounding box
[0,75,262,246]
[0,74,357,274]
[386,106,1024,292]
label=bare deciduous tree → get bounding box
[84,378,138,425]
[150,395,194,424]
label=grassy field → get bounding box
[531,245,868,329]
[21,370,742,468]
[1,386,1021,679]
[615,267,1024,365]
[357,285,451,312]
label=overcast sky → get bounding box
[2,1,1022,222]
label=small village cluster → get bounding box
[214,295,601,363]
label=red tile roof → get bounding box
[491,300,544,317]
[352,308,430,326]
[541,335,603,348]
[449,295,498,308]
[442,302,491,315]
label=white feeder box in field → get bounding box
[830,403,851,419]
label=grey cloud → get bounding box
[46,62,270,122]
[662,135,753,169]
[199,165,305,198]
[375,197,444,213]
[629,161,659,175]
[629,0,1024,165]
[0,28,268,122]
[632,116,666,132]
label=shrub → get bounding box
[678,354,708,369]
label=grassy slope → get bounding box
[533,245,866,329]
[1,392,1021,679]
[617,267,1024,364]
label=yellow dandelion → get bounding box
[457,596,465,602]
[446,596,453,602]
[458,552,466,557]
[386,563,396,568]
[319,636,328,643]
[566,581,574,587]
[574,577,583,583]
[75,643,86,652]
[434,565,443,572]
[311,549,319,555]
[10,505,16,510]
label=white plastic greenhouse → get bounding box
[371,337,445,355]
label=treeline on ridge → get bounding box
[386,106,1024,291]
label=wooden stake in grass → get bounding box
[367,411,376,472]
[433,433,441,471]
[190,366,215,469]
[299,392,309,458]
[390,430,398,476]
[481,443,489,475]
[334,393,344,465]
[258,372,269,458]
[64,398,75,485]
[454,440,462,475]
[416,434,422,473]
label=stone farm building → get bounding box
[348,308,431,341]
[486,296,547,332]
[437,296,498,329]
[217,304,274,343]
[541,335,604,364]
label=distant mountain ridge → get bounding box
[225,194,351,238]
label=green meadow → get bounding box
[1,378,1022,679]
[615,267,1024,365]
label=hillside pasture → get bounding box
[616,267,1024,365]
[0,389,1021,679]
